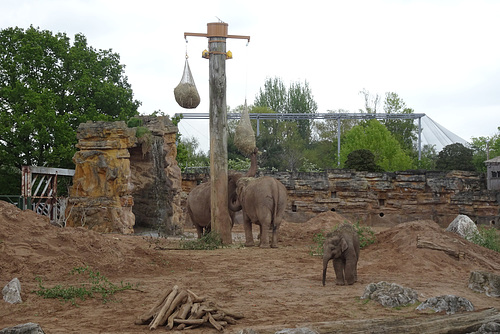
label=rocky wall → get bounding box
[181,169,500,228]
[66,121,137,233]
[66,117,182,235]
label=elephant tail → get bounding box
[272,179,280,229]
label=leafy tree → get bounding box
[416,144,438,170]
[470,129,500,172]
[253,77,318,170]
[0,26,140,194]
[340,119,413,171]
[344,149,384,172]
[435,143,475,171]
[382,92,417,152]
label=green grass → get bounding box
[180,231,223,250]
[34,266,134,305]
[468,225,500,252]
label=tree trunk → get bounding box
[209,36,232,244]
[244,308,500,334]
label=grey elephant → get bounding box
[185,148,258,239]
[322,223,360,286]
[229,176,287,248]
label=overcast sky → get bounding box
[2,0,500,153]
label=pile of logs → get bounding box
[134,285,244,331]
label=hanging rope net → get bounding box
[174,57,200,109]
[234,100,256,156]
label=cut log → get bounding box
[167,309,180,330]
[187,289,206,303]
[134,288,172,325]
[177,296,193,320]
[208,312,223,331]
[157,289,188,327]
[416,236,465,259]
[174,318,207,325]
[243,308,500,334]
[149,285,179,330]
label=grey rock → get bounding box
[2,278,22,304]
[469,271,500,297]
[0,323,45,334]
[446,214,478,239]
[361,281,419,307]
[469,321,500,334]
[416,295,474,314]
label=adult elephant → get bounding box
[322,223,360,286]
[229,176,287,248]
[186,148,258,239]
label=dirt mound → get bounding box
[0,201,170,284]
[280,211,351,244]
[1,201,499,333]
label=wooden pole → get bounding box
[209,35,232,244]
[184,23,250,245]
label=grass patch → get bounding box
[468,225,500,252]
[180,231,223,250]
[309,221,376,256]
[34,266,134,305]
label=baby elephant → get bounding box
[322,223,360,286]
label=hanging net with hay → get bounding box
[174,56,200,109]
[234,101,256,156]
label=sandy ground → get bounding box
[1,200,499,333]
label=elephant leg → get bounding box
[270,224,279,248]
[344,260,357,285]
[333,259,345,285]
[195,225,203,239]
[243,214,255,247]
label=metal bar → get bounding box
[175,112,426,120]
[337,119,341,167]
[418,117,422,161]
[28,166,75,177]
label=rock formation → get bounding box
[65,117,182,235]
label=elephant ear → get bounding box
[341,237,349,252]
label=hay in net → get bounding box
[234,102,256,156]
[174,58,200,109]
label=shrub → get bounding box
[180,231,223,250]
[34,266,133,305]
[468,226,500,252]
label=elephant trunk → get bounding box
[322,257,330,286]
[228,192,241,212]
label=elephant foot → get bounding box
[336,281,346,286]
[245,242,255,247]
[259,243,270,248]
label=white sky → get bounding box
[2,0,500,154]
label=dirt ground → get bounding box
[1,200,500,334]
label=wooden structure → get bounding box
[485,156,500,191]
[184,22,250,244]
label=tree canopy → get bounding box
[340,119,413,172]
[0,26,140,194]
[436,143,475,171]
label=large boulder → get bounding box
[416,295,474,314]
[468,271,500,297]
[0,322,45,333]
[360,281,419,307]
[445,214,478,240]
[2,278,22,304]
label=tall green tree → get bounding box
[254,77,317,170]
[340,119,413,171]
[0,26,140,194]
[382,92,417,152]
[470,129,500,172]
[435,143,475,171]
